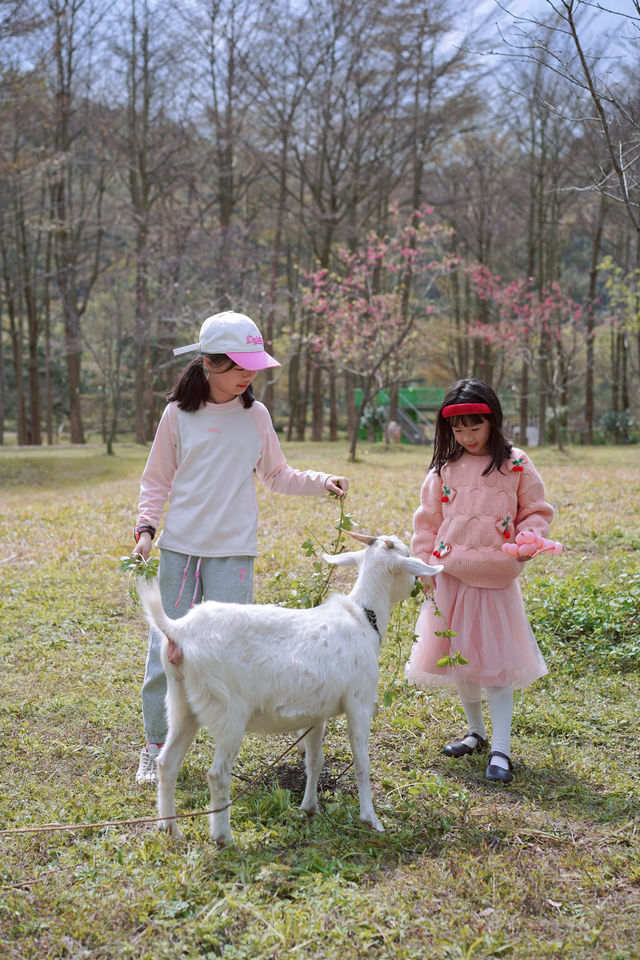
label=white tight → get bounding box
[456,681,514,757]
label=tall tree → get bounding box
[502,0,640,438]
[110,0,190,440]
[46,0,108,443]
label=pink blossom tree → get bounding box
[303,207,452,459]
[467,265,585,448]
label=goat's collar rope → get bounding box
[362,607,380,638]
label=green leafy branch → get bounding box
[416,581,468,669]
[379,603,409,708]
[286,493,356,609]
[119,553,159,598]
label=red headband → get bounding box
[442,402,492,418]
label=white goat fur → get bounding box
[138,534,442,845]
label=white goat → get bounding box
[137,533,442,845]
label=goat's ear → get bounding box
[396,556,444,577]
[323,549,364,568]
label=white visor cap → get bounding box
[173,311,280,371]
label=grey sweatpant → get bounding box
[141,549,254,743]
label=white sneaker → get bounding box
[136,743,161,784]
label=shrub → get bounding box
[600,409,639,444]
[524,567,640,672]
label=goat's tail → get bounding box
[137,578,176,640]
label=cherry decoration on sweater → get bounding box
[497,516,513,539]
[432,540,451,559]
[440,484,456,503]
[502,529,563,559]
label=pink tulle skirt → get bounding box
[405,572,547,692]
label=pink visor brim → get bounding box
[225,350,281,371]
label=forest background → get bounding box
[1,0,639,456]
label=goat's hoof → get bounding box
[299,798,318,817]
[159,821,184,841]
[362,816,385,833]
[213,833,233,848]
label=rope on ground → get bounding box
[0,727,314,838]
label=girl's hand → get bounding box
[134,532,153,560]
[325,475,349,497]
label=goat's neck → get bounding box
[348,571,394,640]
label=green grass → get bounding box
[1,441,639,959]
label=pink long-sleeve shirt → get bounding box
[411,447,553,589]
[136,398,330,558]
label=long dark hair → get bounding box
[167,354,255,412]
[430,378,512,476]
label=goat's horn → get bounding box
[347,531,377,546]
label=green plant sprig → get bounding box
[415,580,468,669]
[119,553,159,598]
[286,494,356,609]
[379,603,409,708]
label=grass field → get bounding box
[1,440,639,960]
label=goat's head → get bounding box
[324,533,443,604]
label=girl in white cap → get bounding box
[132,311,349,783]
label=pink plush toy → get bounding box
[502,529,563,559]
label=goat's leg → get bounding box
[157,709,199,840]
[206,721,246,846]
[346,707,384,832]
[299,723,325,817]
[296,720,327,755]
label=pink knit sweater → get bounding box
[412,448,553,589]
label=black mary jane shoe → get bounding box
[443,732,488,758]
[485,751,514,783]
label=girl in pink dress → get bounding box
[406,378,553,783]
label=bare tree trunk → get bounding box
[311,365,323,441]
[286,348,300,443]
[1,236,28,444]
[345,371,356,447]
[610,326,619,414]
[389,382,399,424]
[44,229,53,444]
[621,330,629,411]
[51,4,84,444]
[127,4,154,443]
[19,212,41,446]
[0,286,4,444]
[297,351,310,442]
[48,1,105,444]
[133,239,150,443]
[349,375,374,461]
[8,310,28,445]
[328,367,338,441]
[264,131,289,416]
[519,357,529,445]
[0,326,4,446]
[586,193,607,443]
[286,244,302,442]
[537,348,548,447]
